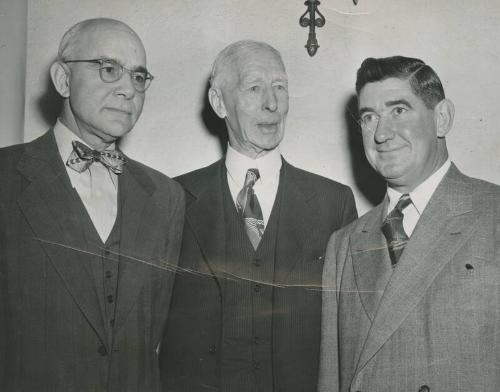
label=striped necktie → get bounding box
[381,193,412,267]
[236,168,265,249]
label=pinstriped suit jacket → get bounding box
[319,164,500,392]
[160,158,357,392]
[0,130,184,392]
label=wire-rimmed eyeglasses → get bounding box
[64,58,154,92]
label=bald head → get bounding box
[51,18,148,151]
[210,40,286,90]
[58,18,145,62]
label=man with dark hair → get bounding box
[0,18,184,391]
[319,56,500,392]
[355,56,445,109]
[160,40,357,392]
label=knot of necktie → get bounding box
[244,168,260,187]
[67,141,126,174]
[236,168,264,249]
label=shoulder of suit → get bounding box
[0,142,26,165]
[0,136,39,176]
[448,165,500,203]
[124,155,183,197]
[284,160,353,195]
[465,174,500,195]
[174,159,223,192]
[465,175,500,215]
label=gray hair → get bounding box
[209,40,285,89]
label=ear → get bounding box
[208,87,227,119]
[434,98,454,138]
[50,61,71,98]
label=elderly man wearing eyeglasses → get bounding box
[0,18,184,392]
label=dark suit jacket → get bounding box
[319,164,500,392]
[160,158,357,391]
[0,130,185,392]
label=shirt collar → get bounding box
[225,144,282,188]
[53,118,116,163]
[387,159,451,215]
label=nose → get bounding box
[373,115,395,143]
[262,87,278,112]
[114,72,136,100]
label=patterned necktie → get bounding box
[381,193,412,267]
[236,168,265,249]
[66,140,126,174]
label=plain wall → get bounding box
[19,0,500,214]
[0,0,27,147]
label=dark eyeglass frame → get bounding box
[64,58,154,92]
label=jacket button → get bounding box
[98,345,107,356]
[418,386,430,392]
[208,344,216,354]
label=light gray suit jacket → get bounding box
[319,164,500,392]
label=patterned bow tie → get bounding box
[66,141,126,174]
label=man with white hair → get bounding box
[160,40,357,392]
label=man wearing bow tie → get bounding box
[160,40,357,392]
[319,56,500,392]
[0,18,184,391]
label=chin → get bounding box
[104,123,135,138]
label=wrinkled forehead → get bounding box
[72,22,146,67]
[227,47,287,83]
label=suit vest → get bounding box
[71,184,122,350]
[220,171,283,392]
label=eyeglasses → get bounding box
[64,58,154,92]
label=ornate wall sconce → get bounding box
[299,0,325,57]
[300,0,358,57]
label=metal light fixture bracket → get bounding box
[299,0,326,57]
[300,0,359,57]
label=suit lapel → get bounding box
[350,200,392,322]
[184,160,226,279]
[274,161,319,285]
[112,160,157,334]
[16,130,108,344]
[355,165,478,373]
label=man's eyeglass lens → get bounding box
[64,59,153,92]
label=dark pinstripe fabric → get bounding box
[0,130,185,392]
[319,164,500,392]
[221,170,280,391]
[160,158,357,392]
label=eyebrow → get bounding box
[241,74,288,84]
[385,99,413,109]
[358,107,373,116]
[359,99,413,116]
[101,57,149,73]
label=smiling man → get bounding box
[160,40,357,392]
[319,56,500,392]
[0,18,184,391]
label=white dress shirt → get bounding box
[225,145,282,227]
[386,159,451,237]
[53,119,118,242]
